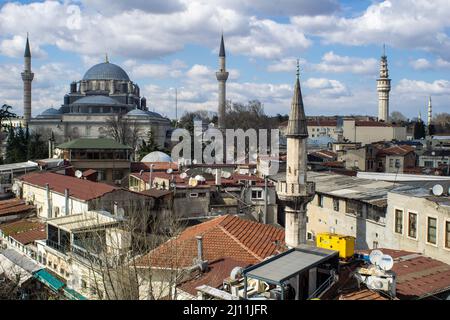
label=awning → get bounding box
[63,287,87,300]
[33,269,65,292]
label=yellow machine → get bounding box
[316,233,355,259]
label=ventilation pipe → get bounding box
[46,183,52,219]
[64,189,69,216]
[215,169,222,186]
[196,235,208,272]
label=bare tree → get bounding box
[69,200,189,300]
[390,111,407,124]
[105,115,141,151]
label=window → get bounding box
[333,199,339,212]
[424,161,434,168]
[318,195,323,208]
[190,193,198,198]
[427,217,437,245]
[408,212,417,238]
[394,209,403,234]
[251,190,263,200]
[395,159,400,168]
[373,241,379,249]
[446,221,450,249]
[81,280,87,289]
[389,159,394,167]
[53,206,60,217]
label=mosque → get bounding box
[21,36,172,148]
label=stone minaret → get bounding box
[427,96,432,125]
[377,45,391,122]
[21,34,34,123]
[216,34,229,130]
[276,61,315,247]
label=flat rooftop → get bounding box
[244,245,338,284]
[0,161,38,173]
[47,211,121,232]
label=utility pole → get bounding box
[175,87,178,124]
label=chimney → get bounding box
[64,189,69,216]
[196,235,203,262]
[215,169,222,185]
[195,235,208,272]
[45,183,52,218]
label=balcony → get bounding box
[276,181,315,200]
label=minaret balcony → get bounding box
[216,71,229,81]
[21,71,34,81]
[276,181,315,201]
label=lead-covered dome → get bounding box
[141,151,173,163]
[83,62,130,81]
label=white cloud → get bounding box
[410,58,432,70]
[0,35,47,58]
[292,0,450,59]
[396,79,450,96]
[267,57,307,73]
[314,51,378,74]
[80,0,186,15]
[304,78,350,97]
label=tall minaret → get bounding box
[427,96,432,125]
[377,45,391,122]
[276,61,315,247]
[21,34,34,123]
[216,34,229,130]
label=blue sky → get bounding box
[0,0,449,120]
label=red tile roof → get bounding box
[339,289,389,300]
[20,172,119,201]
[0,219,44,239]
[0,199,35,217]
[178,258,248,296]
[135,215,286,268]
[310,150,337,160]
[358,248,450,299]
[378,145,415,156]
[82,169,97,177]
[11,227,46,245]
[131,162,178,172]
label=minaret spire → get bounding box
[377,44,391,122]
[216,33,229,130]
[276,60,315,248]
[22,33,34,123]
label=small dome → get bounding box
[83,62,130,81]
[146,111,164,119]
[72,95,122,106]
[37,107,62,118]
[141,151,173,163]
[126,109,150,117]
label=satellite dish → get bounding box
[12,183,19,192]
[75,170,83,179]
[379,254,394,271]
[192,159,198,165]
[369,250,383,266]
[366,277,384,290]
[195,175,206,182]
[432,184,444,196]
[222,171,232,179]
[179,172,187,179]
[166,168,173,174]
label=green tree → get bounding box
[27,132,48,160]
[414,120,426,139]
[137,129,162,161]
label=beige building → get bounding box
[385,186,450,264]
[342,119,407,146]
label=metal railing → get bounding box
[307,273,337,300]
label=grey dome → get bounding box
[146,111,164,119]
[72,95,122,105]
[83,62,130,81]
[37,107,62,118]
[141,151,173,163]
[126,109,150,117]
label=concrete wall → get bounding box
[306,194,387,250]
[343,120,407,145]
[21,182,88,219]
[385,192,450,264]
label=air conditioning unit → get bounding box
[366,275,395,293]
